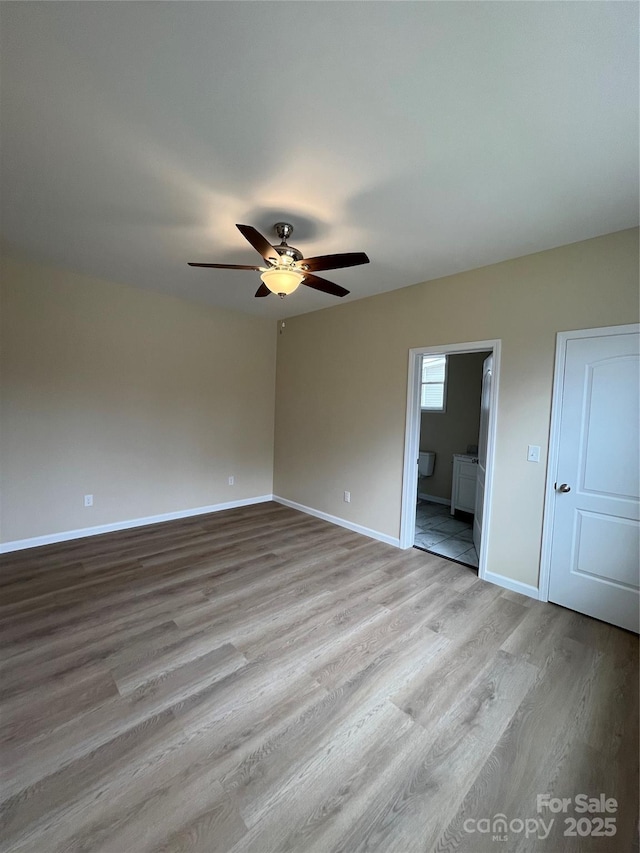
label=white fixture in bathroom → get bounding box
[451,453,478,515]
[418,451,436,477]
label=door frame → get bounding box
[399,339,501,584]
[538,323,640,602]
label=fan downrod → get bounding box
[272,223,302,262]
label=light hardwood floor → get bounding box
[0,502,638,852]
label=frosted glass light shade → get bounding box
[260,268,304,296]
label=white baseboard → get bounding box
[483,569,539,600]
[273,495,400,548]
[418,493,450,506]
[0,495,274,554]
[1,495,540,602]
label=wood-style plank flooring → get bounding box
[1,502,638,852]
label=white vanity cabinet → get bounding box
[451,454,478,515]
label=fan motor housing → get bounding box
[275,244,303,263]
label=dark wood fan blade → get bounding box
[302,273,349,298]
[236,224,280,264]
[297,252,369,273]
[188,262,262,270]
[255,283,271,297]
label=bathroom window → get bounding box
[421,355,447,412]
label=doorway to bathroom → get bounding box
[399,340,500,584]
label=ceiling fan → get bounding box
[188,222,369,298]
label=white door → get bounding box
[547,328,639,633]
[473,355,492,553]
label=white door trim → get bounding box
[399,338,501,585]
[538,323,640,602]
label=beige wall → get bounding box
[420,351,489,500]
[3,228,638,587]
[0,254,277,543]
[274,228,639,588]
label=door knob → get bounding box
[555,483,571,493]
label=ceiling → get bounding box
[1,2,638,319]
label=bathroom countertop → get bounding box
[453,453,478,463]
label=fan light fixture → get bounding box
[260,267,304,297]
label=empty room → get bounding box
[1,2,638,852]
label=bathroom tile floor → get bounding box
[414,499,479,569]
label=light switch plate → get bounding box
[527,445,541,463]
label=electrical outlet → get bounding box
[228,476,234,486]
[84,494,93,507]
[344,490,351,503]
